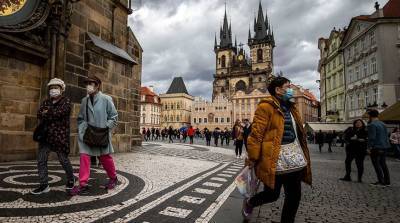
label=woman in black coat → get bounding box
[340,119,368,182]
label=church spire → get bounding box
[214,32,218,50]
[219,2,233,49]
[254,0,268,40]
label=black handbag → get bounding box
[83,98,109,148]
[33,120,48,142]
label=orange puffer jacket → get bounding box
[246,96,312,189]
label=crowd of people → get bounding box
[141,118,253,159]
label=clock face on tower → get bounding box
[0,0,27,16]
[238,55,244,61]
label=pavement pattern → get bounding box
[0,138,399,223]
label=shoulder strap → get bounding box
[86,97,89,122]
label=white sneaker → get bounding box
[236,155,239,159]
[239,155,242,159]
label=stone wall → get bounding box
[0,0,142,161]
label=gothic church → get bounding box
[213,1,275,100]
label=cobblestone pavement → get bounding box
[0,141,243,223]
[1,139,399,223]
[211,142,400,223]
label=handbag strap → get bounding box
[86,97,89,123]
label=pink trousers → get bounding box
[79,153,116,187]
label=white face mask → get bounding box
[49,89,61,98]
[87,85,96,94]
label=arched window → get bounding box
[257,49,263,62]
[221,55,226,68]
[235,80,246,91]
[221,87,225,93]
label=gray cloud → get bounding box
[128,0,388,100]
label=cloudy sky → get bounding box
[128,0,388,100]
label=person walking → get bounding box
[340,119,368,182]
[205,128,212,146]
[390,128,400,160]
[70,75,118,196]
[367,109,391,187]
[213,127,220,147]
[31,78,75,195]
[242,77,312,223]
[155,128,160,141]
[243,119,251,149]
[168,126,174,143]
[142,128,147,141]
[151,127,155,140]
[326,131,333,153]
[146,128,151,141]
[224,127,231,146]
[232,120,244,159]
[315,130,325,152]
[187,125,195,144]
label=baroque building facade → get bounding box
[160,77,194,129]
[318,28,346,122]
[140,86,161,130]
[0,0,142,161]
[191,95,232,130]
[341,1,400,120]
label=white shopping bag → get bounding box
[234,166,260,198]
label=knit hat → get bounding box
[47,78,66,91]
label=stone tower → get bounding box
[213,1,275,101]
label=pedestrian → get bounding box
[367,109,391,187]
[242,76,311,223]
[205,128,212,146]
[220,129,225,146]
[151,127,155,140]
[315,130,324,152]
[168,126,174,143]
[332,130,338,146]
[390,127,400,160]
[146,128,151,141]
[142,128,147,141]
[243,119,251,149]
[31,78,75,195]
[326,131,333,153]
[213,127,220,147]
[340,119,368,182]
[225,127,231,146]
[187,125,195,144]
[70,75,118,196]
[155,129,160,140]
[232,119,244,159]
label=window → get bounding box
[199,118,202,123]
[221,118,224,123]
[194,118,197,123]
[365,90,369,106]
[227,117,230,123]
[373,88,378,104]
[354,41,359,55]
[204,118,207,123]
[221,55,226,68]
[215,118,219,123]
[370,31,376,45]
[371,57,377,74]
[176,115,180,122]
[355,66,360,80]
[348,69,353,83]
[332,75,336,89]
[350,95,354,110]
[363,62,368,78]
[257,49,263,62]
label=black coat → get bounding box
[344,127,368,154]
[37,96,71,153]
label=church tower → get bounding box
[248,1,275,73]
[213,6,237,100]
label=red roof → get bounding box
[383,0,400,17]
[140,86,160,104]
[141,86,157,96]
